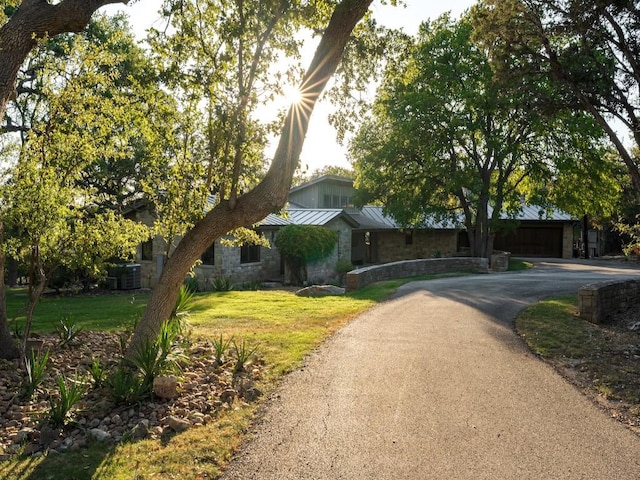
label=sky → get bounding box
[103,0,478,173]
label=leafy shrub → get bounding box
[48,375,87,427]
[275,225,338,285]
[23,348,49,400]
[335,259,354,285]
[55,314,84,347]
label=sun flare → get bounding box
[284,84,303,105]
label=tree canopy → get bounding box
[351,13,612,258]
[0,0,376,358]
[472,0,640,193]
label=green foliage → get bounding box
[232,339,258,374]
[276,225,338,264]
[212,334,232,365]
[107,366,147,406]
[335,259,354,286]
[22,348,49,400]
[183,276,200,293]
[128,319,186,389]
[172,284,196,321]
[48,375,87,427]
[54,314,84,347]
[211,277,234,292]
[472,0,640,193]
[88,357,106,388]
[275,225,338,284]
[351,13,609,258]
[1,14,154,348]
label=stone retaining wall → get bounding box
[345,257,489,292]
[578,279,640,324]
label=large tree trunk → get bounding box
[127,0,374,354]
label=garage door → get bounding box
[494,227,563,257]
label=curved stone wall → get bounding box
[345,257,489,292]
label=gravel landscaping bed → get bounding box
[0,331,264,460]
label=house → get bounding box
[129,175,578,289]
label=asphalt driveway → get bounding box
[219,259,640,479]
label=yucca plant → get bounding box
[23,348,49,400]
[108,367,147,405]
[88,357,106,388]
[232,339,258,374]
[48,375,87,427]
[129,320,186,389]
[212,334,232,365]
[55,314,84,347]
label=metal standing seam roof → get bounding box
[358,206,461,230]
[257,204,574,230]
[505,204,574,221]
[257,213,291,227]
[287,208,355,226]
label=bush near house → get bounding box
[275,224,338,285]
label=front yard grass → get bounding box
[0,274,447,479]
[516,295,640,432]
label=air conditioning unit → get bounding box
[108,264,142,290]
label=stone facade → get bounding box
[372,230,458,264]
[194,232,282,290]
[345,257,489,292]
[578,279,640,324]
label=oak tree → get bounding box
[351,14,608,258]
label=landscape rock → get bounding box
[0,333,266,458]
[167,416,191,433]
[295,285,345,297]
[88,428,111,442]
[153,376,179,399]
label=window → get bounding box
[201,242,215,265]
[241,244,261,264]
[323,194,332,208]
[141,239,153,261]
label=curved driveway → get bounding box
[220,260,640,479]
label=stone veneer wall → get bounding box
[374,230,458,263]
[345,257,489,292]
[578,279,640,324]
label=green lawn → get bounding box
[7,289,148,333]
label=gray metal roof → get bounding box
[257,213,291,227]
[358,206,460,230]
[503,204,574,221]
[256,203,574,231]
[287,208,358,227]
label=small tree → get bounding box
[275,224,338,285]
